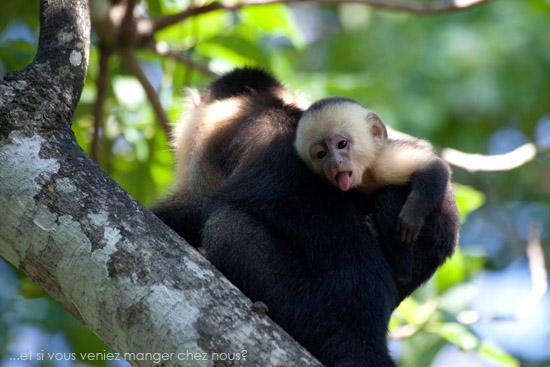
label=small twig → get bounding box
[148,41,218,77]
[121,0,136,31]
[515,224,547,319]
[120,51,172,137]
[441,143,549,172]
[91,47,111,164]
[151,0,491,32]
[117,0,139,46]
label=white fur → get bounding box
[275,88,310,110]
[295,100,438,191]
[172,82,307,200]
[172,85,304,197]
[172,94,244,194]
[369,140,436,186]
[295,102,380,188]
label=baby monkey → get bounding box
[295,97,451,282]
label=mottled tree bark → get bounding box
[0,1,320,365]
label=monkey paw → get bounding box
[397,213,424,245]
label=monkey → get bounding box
[294,97,451,283]
[153,68,459,366]
[295,97,451,245]
[152,68,306,246]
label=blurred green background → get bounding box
[1,0,549,366]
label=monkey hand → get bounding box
[397,209,424,245]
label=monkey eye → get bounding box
[316,150,327,159]
[337,140,348,149]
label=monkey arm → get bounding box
[367,182,459,302]
[151,198,204,247]
[398,158,450,244]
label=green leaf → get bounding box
[453,183,485,222]
[146,0,163,16]
[435,248,465,292]
[427,322,478,350]
[0,40,35,71]
[239,4,304,47]
[393,298,438,326]
[19,277,44,298]
[155,11,228,46]
[435,248,485,293]
[199,35,271,67]
[396,333,447,367]
[477,341,520,367]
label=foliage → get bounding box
[1,0,549,366]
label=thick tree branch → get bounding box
[151,0,491,32]
[0,0,321,364]
[17,0,90,122]
[91,47,110,164]
[120,51,173,137]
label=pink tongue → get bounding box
[336,172,352,191]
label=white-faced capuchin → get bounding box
[152,68,307,246]
[295,97,451,282]
[153,68,459,366]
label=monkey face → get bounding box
[309,130,362,191]
[295,99,388,192]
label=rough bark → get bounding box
[0,1,320,365]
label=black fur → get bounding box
[390,158,452,283]
[204,136,399,367]
[204,67,282,102]
[152,68,291,246]
[153,198,204,246]
[366,183,459,300]
[155,68,460,366]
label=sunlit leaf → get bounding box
[478,341,520,367]
[113,77,146,108]
[239,4,304,47]
[19,277,44,298]
[427,322,479,351]
[199,35,271,67]
[453,183,485,222]
[393,298,438,327]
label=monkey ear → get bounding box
[367,112,388,143]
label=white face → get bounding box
[308,129,362,191]
[295,101,388,192]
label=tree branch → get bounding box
[151,0,491,32]
[148,41,218,77]
[26,0,91,119]
[120,51,173,137]
[91,47,110,164]
[121,0,137,31]
[442,143,550,172]
[515,223,547,319]
[0,1,321,364]
[118,0,140,46]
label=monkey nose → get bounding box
[329,164,340,177]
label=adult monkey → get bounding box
[154,68,459,366]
